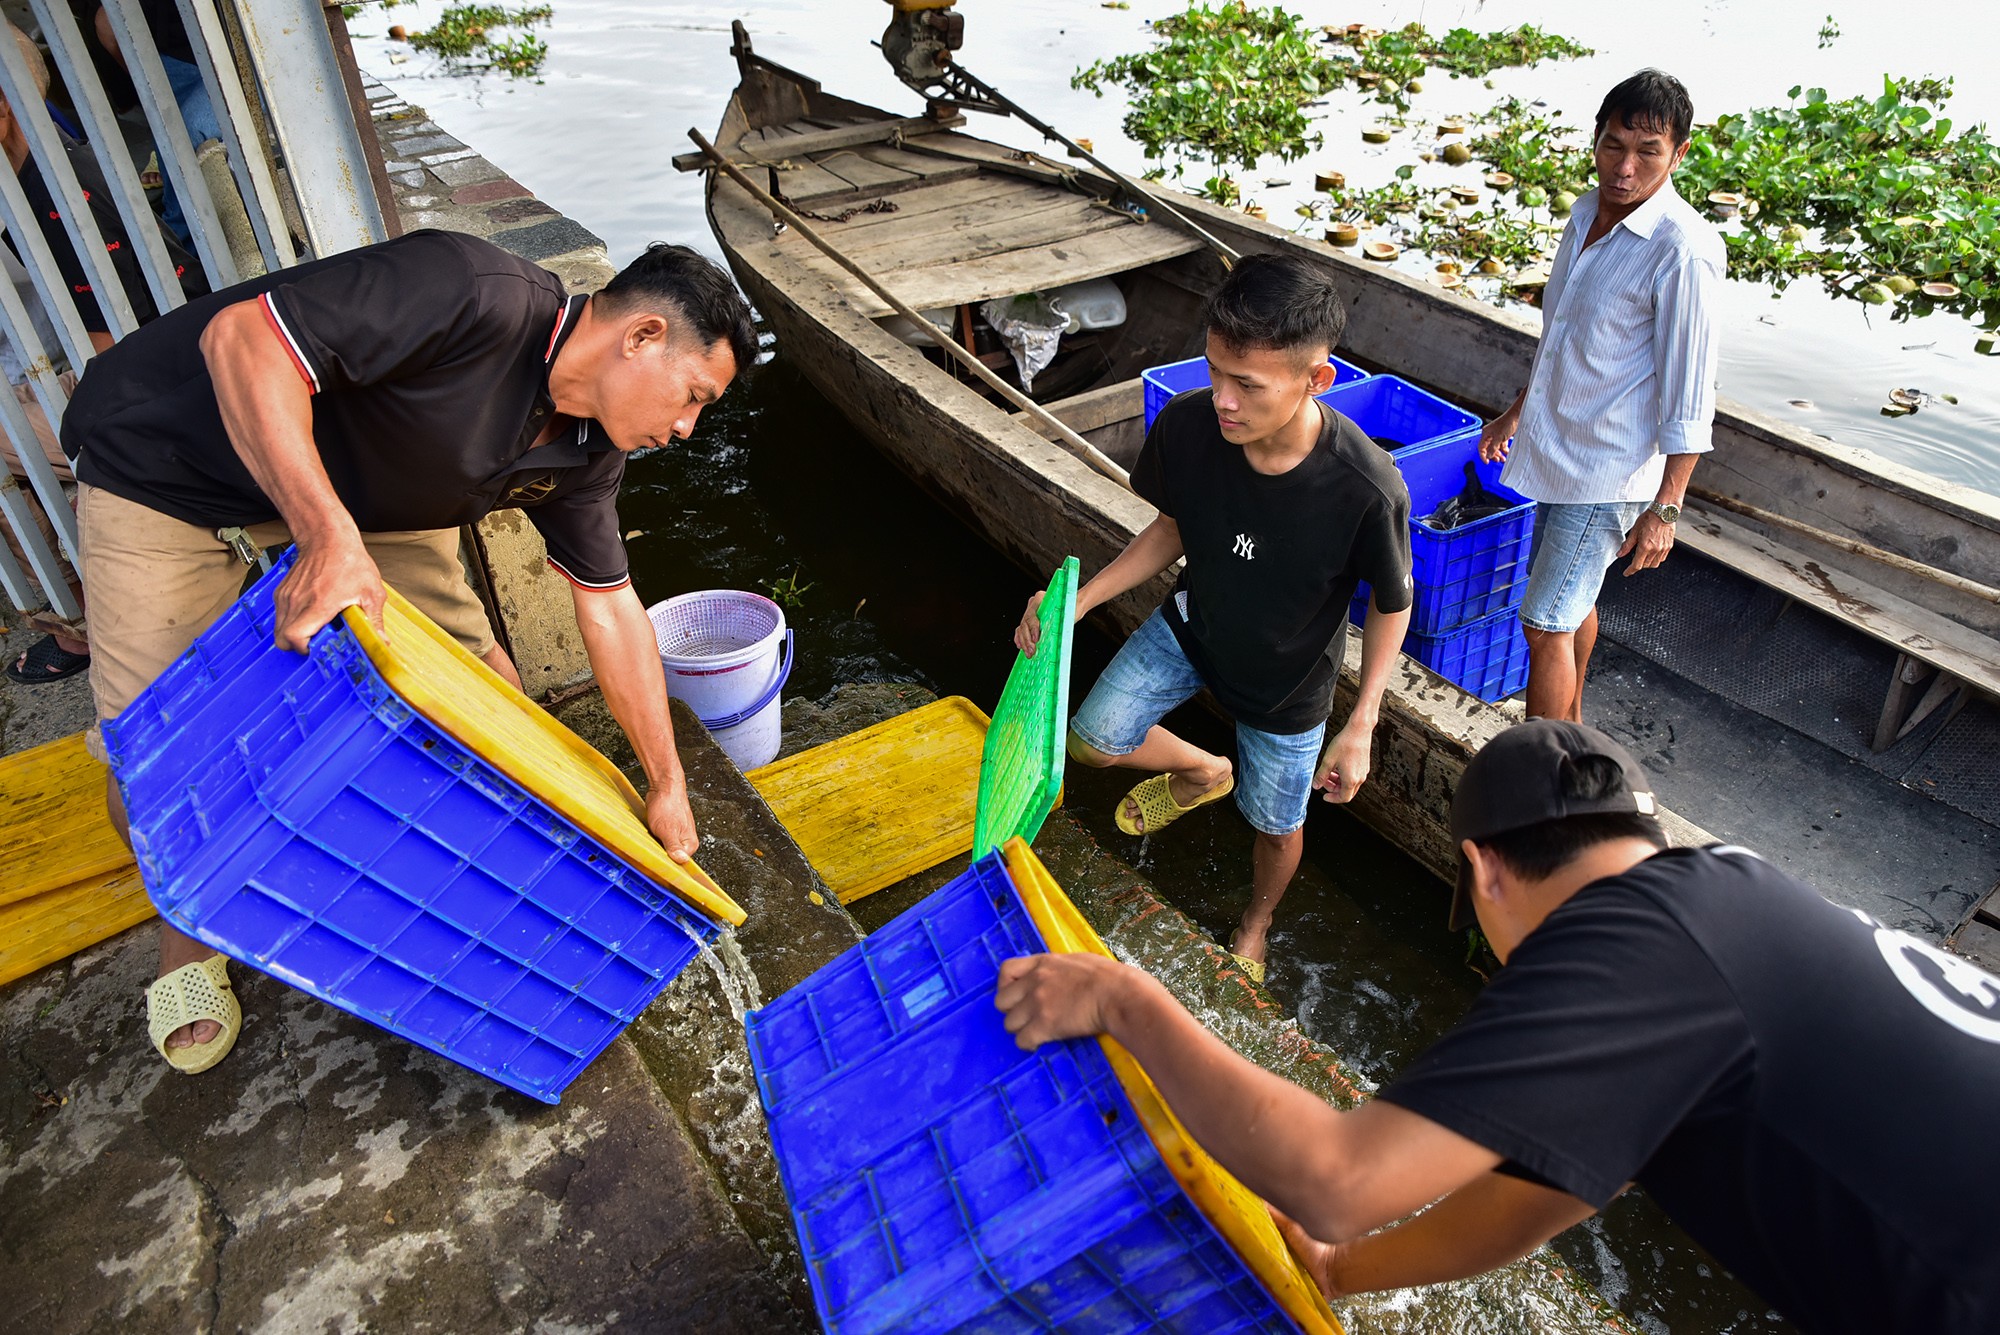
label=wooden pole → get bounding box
[687,128,1131,489]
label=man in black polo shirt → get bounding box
[65,228,756,1074]
[995,720,2000,1333]
[1016,252,1413,981]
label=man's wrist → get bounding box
[1099,962,1167,1042]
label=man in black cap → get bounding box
[996,719,2000,1333]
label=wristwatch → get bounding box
[1647,500,1681,525]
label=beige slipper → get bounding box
[147,955,241,1074]
[1228,952,1267,985]
[1114,771,1234,837]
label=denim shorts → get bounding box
[1069,609,1325,836]
[1520,500,1647,633]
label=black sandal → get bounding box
[6,634,90,684]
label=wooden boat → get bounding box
[687,26,2000,934]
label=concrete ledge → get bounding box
[0,694,857,1333]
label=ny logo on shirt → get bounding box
[1232,533,1256,560]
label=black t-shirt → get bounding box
[10,134,206,335]
[1129,389,1413,734]
[64,230,631,588]
[1381,846,2000,1335]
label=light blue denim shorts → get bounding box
[1069,609,1325,836]
[1520,500,1648,633]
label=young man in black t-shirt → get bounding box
[1015,253,1413,980]
[995,720,2000,1334]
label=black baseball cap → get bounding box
[1446,720,1657,931]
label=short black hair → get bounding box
[1595,69,1694,147]
[597,242,758,375]
[1202,252,1347,362]
[1476,754,1667,881]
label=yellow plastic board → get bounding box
[343,589,744,926]
[0,866,155,987]
[746,697,991,904]
[1001,837,1346,1335]
[1,733,134,907]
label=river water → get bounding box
[338,4,1991,1330]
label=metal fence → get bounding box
[0,0,389,627]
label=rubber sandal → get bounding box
[1229,953,1267,985]
[1216,935,1264,987]
[1114,771,1234,837]
[6,634,90,684]
[146,955,241,1075]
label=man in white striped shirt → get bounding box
[1480,70,1723,722]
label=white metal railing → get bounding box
[0,0,388,629]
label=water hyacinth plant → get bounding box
[1675,77,2000,322]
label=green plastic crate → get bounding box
[974,558,1079,856]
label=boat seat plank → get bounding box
[1679,504,2000,697]
[787,221,1202,317]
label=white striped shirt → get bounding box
[1502,182,1725,504]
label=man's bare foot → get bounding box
[157,928,223,1048]
[1230,924,1268,965]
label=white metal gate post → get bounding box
[225,0,388,255]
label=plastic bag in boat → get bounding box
[981,294,1066,392]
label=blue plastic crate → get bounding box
[1313,374,1480,456]
[103,552,724,1104]
[1141,354,1368,433]
[1351,434,1537,638]
[745,853,1301,1334]
[1406,606,1530,702]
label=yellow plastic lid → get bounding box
[1001,837,1343,1335]
[343,589,744,926]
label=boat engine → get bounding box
[880,0,1003,114]
[880,0,963,90]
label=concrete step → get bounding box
[0,695,860,1333]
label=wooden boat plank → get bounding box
[840,196,1130,267]
[881,224,1200,311]
[671,114,951,171]
[810,148,920,191]
[767,159,856,202]
[1680,505,2000,694]
[849,143,981,181]
[899,130,1121,195]
[802,175,1058,234]
[779,217,1195,317]
[1024,379,1145,439]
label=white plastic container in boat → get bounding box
[1047,277,1127,333]
[647,591,794,771]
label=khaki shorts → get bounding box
[79,483,496,757]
